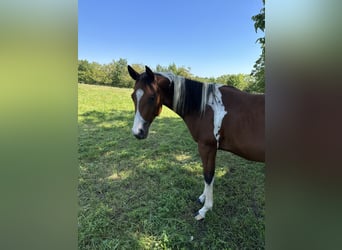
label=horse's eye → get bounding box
[148,95,156,103]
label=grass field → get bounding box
[78,83,265,249]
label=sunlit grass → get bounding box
[78,83,265,249]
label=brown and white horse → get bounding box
[128,65,264,220]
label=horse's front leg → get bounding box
[195,143,217,220]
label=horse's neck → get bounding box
[157,78,181,117]
[162,94,180,116]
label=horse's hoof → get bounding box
[194,212,205,221]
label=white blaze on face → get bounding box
[132,89,146,135]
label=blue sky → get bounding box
[78,0,264,77]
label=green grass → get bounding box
[78,83,265,249]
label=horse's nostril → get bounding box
[133,129,144,139]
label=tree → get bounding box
[78,59,93,84]
[102,62,115,85]
[111,58,135,88]
[78,60,109,85]
[90,62,107,84]
[156,64,168,72]
[251,0,265,93]
[156,63,193,78]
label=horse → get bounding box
[127,65,265,220]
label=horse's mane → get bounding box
[156,72,219,117]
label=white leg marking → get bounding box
[195,178,215,220]
[132,89,146,135]
[198,183,207,203]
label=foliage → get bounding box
[216,74,256,92]
[156,63,193,78]
[78,59,135,88]
[78,59,95,84]
[251,0,265,93]
[111,58,134,88]
[78,84,265,249]
[78,60,263,93]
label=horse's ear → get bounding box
[145,66,154,80]
[128,65,140,80]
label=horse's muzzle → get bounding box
[133,128,147,139]
[132,122,150,140]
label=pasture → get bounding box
[78,83,265,249]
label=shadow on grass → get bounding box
[79,109,265,249]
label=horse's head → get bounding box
[128,65,163,139]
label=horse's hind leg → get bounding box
[195,143,216,220]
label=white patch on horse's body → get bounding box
[207,85,227,148]
[157,72,227,147]
[195,177,215,220]
[132,89,146,135]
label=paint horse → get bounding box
[128,65,265,220]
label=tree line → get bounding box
[78,59,264,93]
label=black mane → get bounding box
[156,72,219,117]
